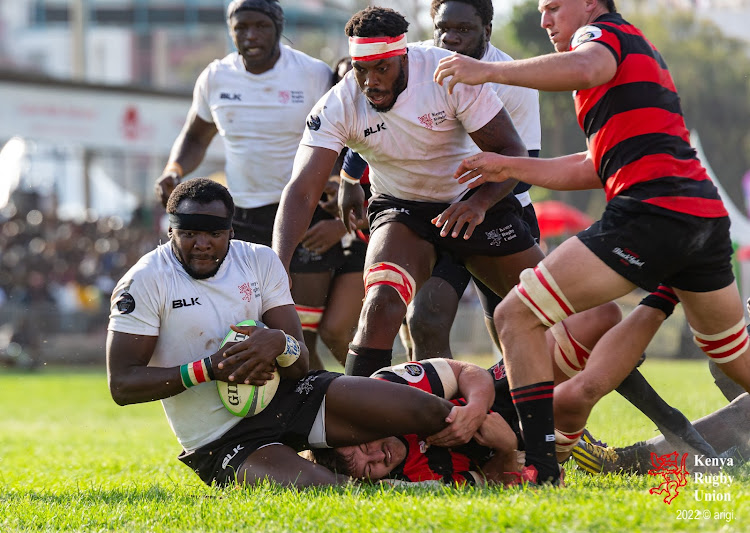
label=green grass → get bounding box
[1,361,748,532]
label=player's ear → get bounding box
[229,228,235,240]
[168,227,173,238]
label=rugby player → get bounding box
[107,178,455,487]
[273,7,545,391]
[434,0,750,483]
[153,0,360,371]
[311,296,687,485]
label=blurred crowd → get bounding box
[0,192,162,367]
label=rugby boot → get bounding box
[574,429,662,475]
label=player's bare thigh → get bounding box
[677,284,750,388]
[364,221,437,291]
[518,236,637,314]
[676,284,746,334]
[237,443,341,486]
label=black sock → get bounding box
[344,345,393,376]
[511,381,558,482]
[617,369,717,456]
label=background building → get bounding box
[0,0,748,366]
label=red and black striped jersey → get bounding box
[570,13,727,218]
[371,360,491,485]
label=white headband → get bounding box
[349,34,407,62]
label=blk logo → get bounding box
[172,297,202,309]
[364,122,386,137]
[220,93,241,101]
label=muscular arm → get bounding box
[447,359,495,412]
[108,305,309,406]
[272,145,339,271]
[169,110,218,173]
[435,43,617,93]
[466,107,526,209]
[432,108,527,238]
[106,331,183,405]
[426,359,494,447]
[454,150,602,192]
[155,110,218,206]
[261,304,309,381]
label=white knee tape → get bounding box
[296,305,324,332]
[550,322,592,378]
[514,264,575,328]
[364,262,416,306]
[691,318,750,364]
[555,427,585,455]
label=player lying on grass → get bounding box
[310,296,710,485]
[106,178,456,487]
[573,393,750,476]
[574,302,750,475]
[105,179,717,487]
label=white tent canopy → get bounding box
[692,131,750,247]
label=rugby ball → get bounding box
[216,319,281,417]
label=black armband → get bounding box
[639,285,679,318]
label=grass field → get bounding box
[1,360,747,532]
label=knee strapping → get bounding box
[550,322,592,378]
[296,305,324,332]
[364,262,416,306]
[514,264,575,327]
[691,319,750,364]
[555,427,585,456]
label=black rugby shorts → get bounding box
[426,202,541,313]
[577,196,734,293]
[368,191,536,259]
[233,204,345,273]
[178,370,341,486]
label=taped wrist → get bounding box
[276,333,301,367]
[180,356,215,388]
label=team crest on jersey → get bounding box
[491,363,506,381]
[306,114,321,131]
[279,90,305,104]
[391,363,424,383]
[116,292,135,314]
[239,282,253,302]
[115,280,136,314]
[418,113,434,130]
[572,26,603,48]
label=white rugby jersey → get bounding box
[193,46,332,208]
[418,42,541,152]
[301,45,504,204]
[108,240,293,451]
[482,45,541,152]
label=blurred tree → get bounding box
[492,1,587,209]
[629,9,750,203]
[492,1,750,206]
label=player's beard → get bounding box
[368,64,407,113]
[171,241,227,280]
[466,39,487,61]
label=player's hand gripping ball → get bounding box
[216,320,281,417]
